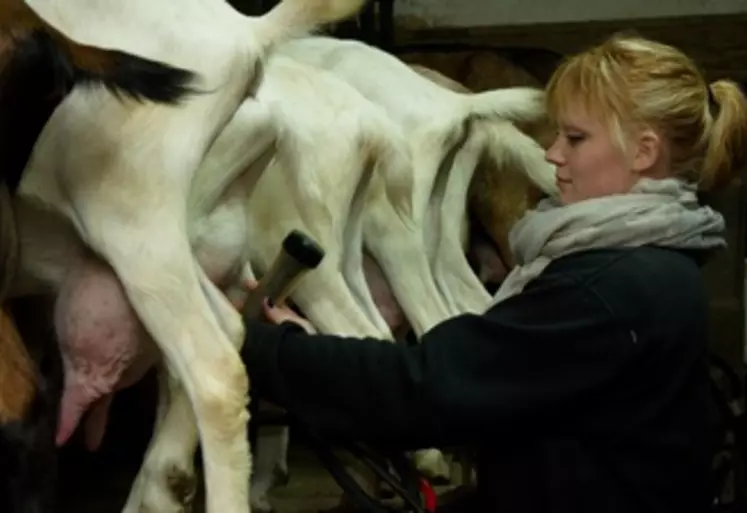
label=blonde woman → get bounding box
[241,33,747,513]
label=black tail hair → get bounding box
[69,45,200,106]
[47,29,200,105]
[0,30,200,193]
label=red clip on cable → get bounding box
[418,477,437,512]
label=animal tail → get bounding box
[482,120,559,197]
[459,86,548,126]
[62,40,199,105]
[251,0,367,50]
[23,3,199,105]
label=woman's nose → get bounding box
[545,137,565,166]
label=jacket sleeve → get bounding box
[242,272,636,450]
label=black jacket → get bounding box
[243,246,714,513]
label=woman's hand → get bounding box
[238,279,316,335]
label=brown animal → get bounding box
[0,301,62,513]
[401,50,543,91]
[0,308,34,424]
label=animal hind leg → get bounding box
[363,201,450,337]
[65,183,251,513]
[430,130,491,315]
[250,424,289,513]
[340,203,393,337]
[122,262,249,513]
[292,262,390,339]
[123,363,199,513]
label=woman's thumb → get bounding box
[262,297,285,324]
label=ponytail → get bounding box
[701,79,747,190]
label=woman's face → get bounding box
[545,104,657,205]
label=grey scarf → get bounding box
[487,177,726,308]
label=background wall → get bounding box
[394,0,747,27]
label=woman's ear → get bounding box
[631,129,661,174]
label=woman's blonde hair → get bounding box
[546,32,747,190]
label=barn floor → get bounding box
[56,443,469,513]
[8,301,466,513]
[51,373,463,513]
[53,374,352,513]
[56,441,348,513]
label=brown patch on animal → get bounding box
[402,50,539,90]
[469,146,546,268]
[0,0,74,73]
[0,306,36,423]
[0,0,39,35]
[409,63,470,93]
[0,0,113,78]
[0,1,38,89]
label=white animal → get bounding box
[16,0,366,512]
[276,36,557,317]
[212,52,410,512]
[12,50,407,513]
[14,38,556,512]
[275,35,558,480]
[13,49,405,511]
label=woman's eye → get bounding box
[566,133,585,145]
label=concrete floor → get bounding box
[56,442,348,513]
[8,300,464,513]
[52,374,353,513]
[55,438,466,513]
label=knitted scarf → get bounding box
[488,177,726,308]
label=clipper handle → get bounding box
[242,229,325,321]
